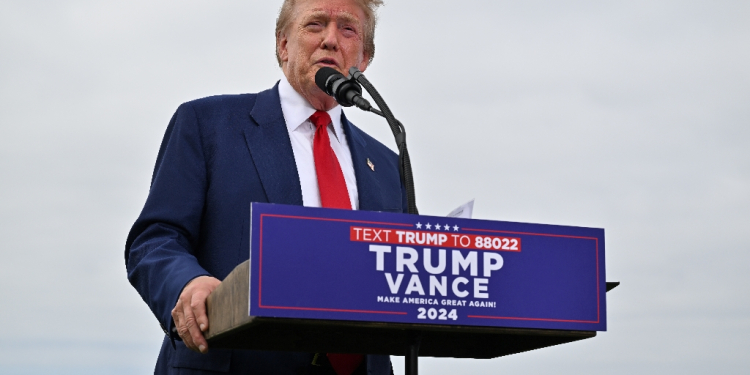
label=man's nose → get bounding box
[320,23,339,51]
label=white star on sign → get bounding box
[426,223,432,230]
[453,225,459,231]
[416,222,422,229]
[444,224,450,231]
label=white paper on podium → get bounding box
[447,199,474,219]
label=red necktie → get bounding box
[309,111,363,375]
[310,110,352,210]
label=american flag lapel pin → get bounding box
[367,158,375,171]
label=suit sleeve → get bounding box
[125,102,211,337]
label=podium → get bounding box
[204,203,616,372]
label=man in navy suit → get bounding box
[125,0,403,374]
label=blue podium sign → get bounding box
[249,203,607,332]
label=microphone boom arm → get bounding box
[348,67,418,215]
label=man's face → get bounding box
[278,0,370,108]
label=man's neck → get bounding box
[304,92,337,112]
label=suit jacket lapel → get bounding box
[244,83,303,206]
[342,113,393,212]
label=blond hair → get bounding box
[275,0,384,67]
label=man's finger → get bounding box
[192,290,210,333]
[183,298,207,353]
[178,299,199,351]
[172,302,189,344]
[172,298,186,325]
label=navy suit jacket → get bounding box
[125,84,405,374]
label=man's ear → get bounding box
[277,34,289,64]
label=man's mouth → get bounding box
[316,58,338,67]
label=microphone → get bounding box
[315,67,372,111]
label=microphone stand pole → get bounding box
[348,67,420,375]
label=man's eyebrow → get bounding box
[335,12,361,26]
[305,9,362,26]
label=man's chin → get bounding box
[313,62,342,74]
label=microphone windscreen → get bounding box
[315,67,342,94]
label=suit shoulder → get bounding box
[177,93,259,116]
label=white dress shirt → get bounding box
[278,76,359,210]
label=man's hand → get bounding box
[171,275,221,353]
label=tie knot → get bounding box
[309,110,332,129]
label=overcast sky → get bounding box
[1,1,748,374]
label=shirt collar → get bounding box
[278,75,344,143]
